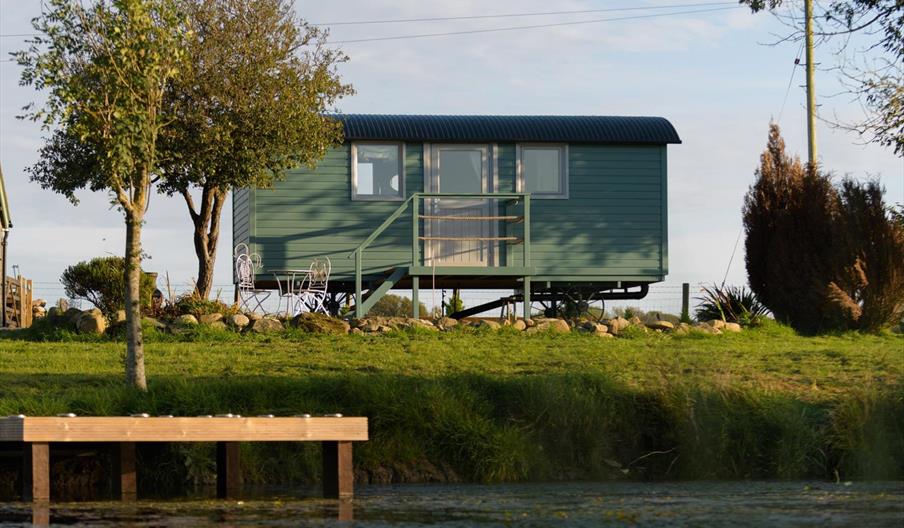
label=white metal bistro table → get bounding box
[271,269,311,317]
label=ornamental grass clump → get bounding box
[695,284,768,327]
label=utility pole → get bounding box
[804,0,817,166]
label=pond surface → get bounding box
[1,481,902,527]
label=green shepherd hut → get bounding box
[232,114,681,318]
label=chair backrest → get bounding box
[235,246,263,288]
[307,257,331,289]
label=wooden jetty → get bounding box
[0,415,368,501]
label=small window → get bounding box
[352,143,404,200]
[517,144,568,199]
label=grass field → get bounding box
[0,322,902,494]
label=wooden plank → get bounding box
[22,442,50,501]
[112,442,137,500]
[0,417,368,442]
[216,442,241,499]
[322,441,353,499]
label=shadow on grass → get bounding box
[1,371,902,501]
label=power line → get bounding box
[327,6,741,45]
[777,40,805,124]
[313,2,737,26]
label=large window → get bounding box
[352,143,404,200]
[517,144,568,199]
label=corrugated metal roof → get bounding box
[337,114,681,145]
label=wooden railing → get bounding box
[348,192,532,318]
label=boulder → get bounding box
[33,299,47,308]
[406,318,438,331]
[350,327,364,335]
[228,313,251,329]
[76,310,106,334]
[173,314,199,327]
[199,313,224,325]
[629,316,643,326]
[247,312,264,322]
[694,323,722,335]
[647,320,674,331]
[470,319,501,330]
[606,317,630,334]
[142,317,167,330]
[512,319,528,331]
[708,319,726,330]
[64,307,84,323]
[674,322,691,335]
[435,317,458,331]
[47,306,61,319]
[291,312,349,335]
[56,298,70,312]
[533,318,571,333]
[596,331,615,338]
[578,321,608,334]
[251,317,283,333]
[723,322,742,333]
[113,310,127,324]
[208,321,228,331]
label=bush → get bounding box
[60,257,156,317]
[169,293,239,319]
[444,291,465,317]
[369,294,427,318]
[695,284,768,327]
[743,124,904,333]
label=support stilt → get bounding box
[216,442,241,499]
[322,441,353,499]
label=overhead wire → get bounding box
[777,40,806,124]
[313,2,738,26]
[327,6,742,44]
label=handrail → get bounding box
[350,192,531,318]
[347,194,416,260]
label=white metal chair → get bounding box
[235,244,271,314]
[295,257,331,314]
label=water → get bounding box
[1,481,902,526]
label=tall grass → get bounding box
[0,325,901,498]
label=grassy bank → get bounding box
[0,322,902,496]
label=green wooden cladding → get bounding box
[233,142,668,283]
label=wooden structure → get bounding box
[4,276,33,329]
[0,415,368,501]
[233,115,681,319]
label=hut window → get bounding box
[517,144,568,199]
[352,143,405,200]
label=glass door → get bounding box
[426,145,494,266]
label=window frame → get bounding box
[351,141,406,201]
[515,143,569,199]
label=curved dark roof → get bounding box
[337,114,680,145]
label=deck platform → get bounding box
[0,415,368,502]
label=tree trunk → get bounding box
[186,186,226,299]
[124,208,147,391]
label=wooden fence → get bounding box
[4,275,33,329]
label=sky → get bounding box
[0,0,902,310]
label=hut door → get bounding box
[426,144,494,267]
